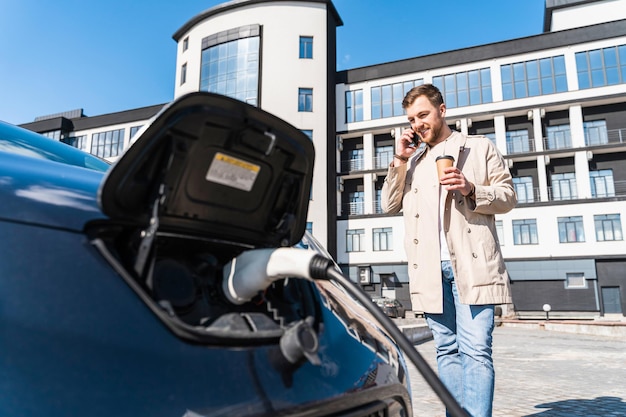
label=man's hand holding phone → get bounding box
[393,127,420,167]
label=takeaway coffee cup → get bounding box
[435,155,455,181]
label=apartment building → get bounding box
[336,0,626,318]
[21,0,626,318]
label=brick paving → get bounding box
[406,325,626,416]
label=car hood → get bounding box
[98,92,314,248]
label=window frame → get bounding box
[370,79,423,119]
[373,227,393,251]
[299,36,313,59]
[90,128,126,159]
[513,176,534,204]
[551,172,578,201]
[298,88,313,112]
[345,89,363,123]
[512,219,539,245]
[433,68,492,108]
[557,216,585,243]
[501,55,567,100]
[346,229,365,252]
[594,213,623,241]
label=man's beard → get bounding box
[423,120,444,146]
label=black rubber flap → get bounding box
[98,92,314,248]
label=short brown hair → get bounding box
[402,84,444,109]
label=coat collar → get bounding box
[417,130,468,166]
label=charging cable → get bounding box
[222,247,469,417]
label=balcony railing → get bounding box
[539,128,626,151]
[374,199,384,214]
[542,136,573,151]
[374,152,393,169]
[342,201,365,216]
[341,158,364,172]
[341,129,626,171]
[585,127,626,147]
[341,153,393,172]
[507,138,536,155]
[507,128,626,155]
[519,180,626,204]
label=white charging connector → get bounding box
[222,248,320,305]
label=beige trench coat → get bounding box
[382,131,516,314]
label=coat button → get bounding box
[414,188,418,193]
[472,253,478,258]
[413,239,418,244]
[467,228,471,233]
[412,264,418,269]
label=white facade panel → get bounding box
[550,0,626,31]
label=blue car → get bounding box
[0,94,415,416]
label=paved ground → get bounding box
[406,325,626,416]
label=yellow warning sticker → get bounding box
[205,152,260,192]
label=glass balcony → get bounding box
[585,127,626,146]
[543,135,573,150]
[506,138,536,154]
[341,158,364,172]
[342,201,365,216]
[374,151,393,169]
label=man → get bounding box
[381,84,516,417]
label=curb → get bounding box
[497,318,626,338]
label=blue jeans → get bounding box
[425,260,495,417]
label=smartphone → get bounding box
[409,127,420,147]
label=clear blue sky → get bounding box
[0,0,545,125]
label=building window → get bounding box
[299,36,313,59]
[495,220,504,245]
[584,120,609,146]
[576,44,626,89]
[42,130,62,141]
[546,124,571,149]
[595,214,623,241]
[501,55,567,100]
[200,25,260,106]
[373,227,393,251]
[182,36,189,52]
[91,128,125,158]
[346,229,365,252]
[371,79,423,119]
[301,130,313,139]
[551,173,577,200]
[558,216,585,243]
[349,191,364,215]
[130,125,143,140]
[180,63,187,85]
[513,219,538,245]
[306,222,313,235]
[513,176,534,203]
[433,68,492,108]
[375,188,383,214]
[345,90,363,123]
[375,145,393,169]
[506,129,531,154]
[348,148,364,171]
[590,169,615,198]
[565,272,587,289]
[298,88,313,112]
[62,135,87,151]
